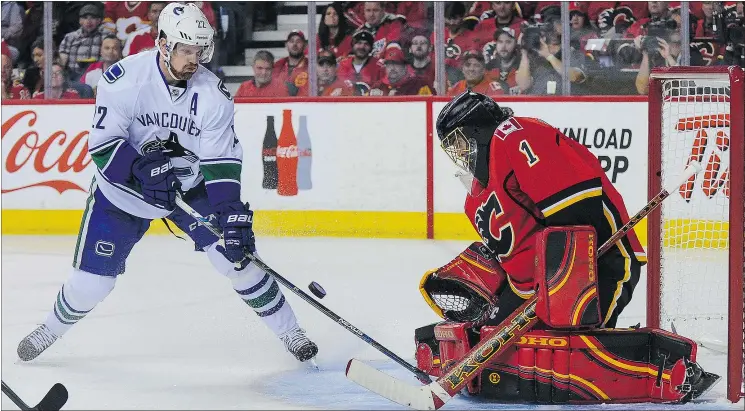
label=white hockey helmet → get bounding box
[157,3,215,65]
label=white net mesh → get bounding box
[658,77,732,349]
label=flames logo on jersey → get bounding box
[474,192,514,261]
[445,39,462,60]
[691,41,716,66]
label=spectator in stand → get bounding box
[103,1,150,42]
[33,62,82,99]
[59,4,106,81]
[2,52,30,99]
[588,2,621,37]
[275,29,309,96]
[317,50,357,96]
[476,1,524,37]
[439,2,488,69]
[691,2,720,65]
[2,1,24,63]
[337,29,385,95]
[397,1,429,29]
[22,37,48,96]
[625,1,671,40]
[123,1,167,57]
[517,30,589,95]
[1,40,10,62]
[568,2,599,52]
[359,1,406,57]
[486,27,521,94]
[447,50,511,96]
[635,29,703,93]
[408,33,435,88]
[80,34,122,94]
[235,50,290,97]
[343,1,398,30]
[376,43,434,95]
[317,3,352,61]
[696,1,717,37]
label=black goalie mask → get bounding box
[436,91,513,190]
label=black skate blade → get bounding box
[34,383,68,411]
[690,371,721,400]
[308,358,320,371]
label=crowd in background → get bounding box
[2,1,744,100]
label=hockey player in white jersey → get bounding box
[17,3,318,364]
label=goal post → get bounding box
[647,66,744,403]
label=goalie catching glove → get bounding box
[419,241,506,326]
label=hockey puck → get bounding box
[309,281,326,299]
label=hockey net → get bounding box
[647,66,744,403]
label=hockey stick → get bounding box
[1,381,68,411]
[174,196,433,384]
[670,323,728,354]
[346,160,704,410]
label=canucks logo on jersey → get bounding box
[141,132,199,177]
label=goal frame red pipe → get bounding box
[647,66,745,403]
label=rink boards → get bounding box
[1,96,732,247]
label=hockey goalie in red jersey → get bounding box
[413,91,720,404]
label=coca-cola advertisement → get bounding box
[2,106,95,208]
[263,109,312,197]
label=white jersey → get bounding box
[88,49,242,219]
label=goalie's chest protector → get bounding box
[463,138,544,292]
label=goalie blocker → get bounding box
[417,226,720,404]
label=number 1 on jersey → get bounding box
[519,139,539,167]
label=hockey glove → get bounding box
[215,201,256,268]
[132,149,181,210]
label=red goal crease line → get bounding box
[676,114,730,131]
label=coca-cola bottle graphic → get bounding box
[296,115,312,190]
[276,109,298,196]
[261,115,278,189]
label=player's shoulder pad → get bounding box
[192,67,235,129]
[492,117,528,141]
[193,66,234,103]
[97,50,153,93]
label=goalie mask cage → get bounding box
[647,66,744,403]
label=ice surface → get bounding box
[1,236,741,409]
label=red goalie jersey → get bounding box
[463,117,646,299]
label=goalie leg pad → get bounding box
[534,226,601,329]
[474,327,718,404]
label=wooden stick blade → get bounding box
[345,359,450,410]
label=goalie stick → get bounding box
[346,161,704,410]
[1,381,68,411]
[174,196,433,384]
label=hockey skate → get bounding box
[280,326,318,362]
[684,359,721,401]
[17,324,58,361]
